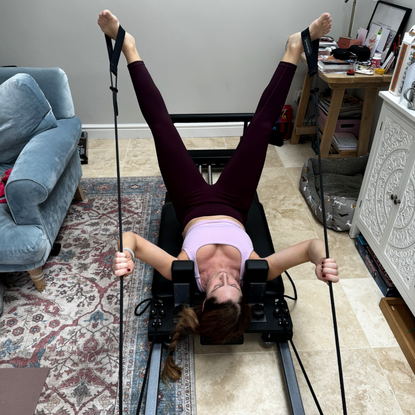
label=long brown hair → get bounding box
[161,296,251,382]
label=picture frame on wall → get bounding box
[366,1,411,61]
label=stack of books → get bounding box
[318,56,354,73]
[381,51,395,72]
[355,234,399,297]
[319,93,363,118]
[332,133,358,152]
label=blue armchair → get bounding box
[0,67,83,295]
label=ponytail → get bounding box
[162,297,251,382]
[162,305,200,382]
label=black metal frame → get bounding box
[366,1,412,59]
[142,114,305,415]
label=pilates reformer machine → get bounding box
[139,113,306,415]
[104,26,347,415]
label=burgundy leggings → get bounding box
[128,60,296,230]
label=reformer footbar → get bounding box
[301,28,347,415]
[104,26,126,415]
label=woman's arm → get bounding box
[112,231,177,280]
[265,239,338,283]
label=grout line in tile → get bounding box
[369,347,406,415]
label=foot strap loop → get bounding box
[105,26,125,76]
[105,28,125,118]
[301,28,320,77]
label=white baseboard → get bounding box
[82,122,246,139]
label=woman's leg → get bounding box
[98,11,332,226]
[127,63,208,204]
[98,11,208,225]
[214,13,332,222]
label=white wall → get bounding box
[0,0,397,138]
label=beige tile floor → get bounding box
[82,137,415,415]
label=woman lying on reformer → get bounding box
[99,9,339,381]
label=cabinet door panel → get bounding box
[359,110,414,245]
[385,160,415,291]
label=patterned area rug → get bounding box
[0,177,196,415]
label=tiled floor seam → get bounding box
[371,346,406,415]
[339,278,394,349]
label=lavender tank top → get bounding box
[182,219,254,292]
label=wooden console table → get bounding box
[291,63,392,158]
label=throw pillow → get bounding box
[0,168,12,203]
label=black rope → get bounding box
[310,72,347,415]
[289,339,324,415]
[283,270,298,302]
[134,297,163,317]
[275,284,324,413]
[300,28,347,414]
[111,63,125,415]
[105,28,126,415]
[281,272,323,412]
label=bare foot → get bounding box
[97,9,121,39]
[286,13,332,53]
[97,10,140,63]
[309,13,332,41]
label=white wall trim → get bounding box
[82,122,246,139]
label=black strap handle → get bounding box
[105,26,125,76]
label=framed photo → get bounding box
[366,1,411,60]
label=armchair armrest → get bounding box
[5,117,82,225]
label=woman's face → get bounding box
[205,270,242,303]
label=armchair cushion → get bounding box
[0,73,58,164]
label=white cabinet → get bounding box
[350,91,415,316]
